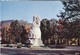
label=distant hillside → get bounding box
[1,20,14,26]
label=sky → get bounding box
[1,1,63,23]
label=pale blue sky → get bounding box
[1,1,63,23]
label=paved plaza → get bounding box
[0,45,80,55]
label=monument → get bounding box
[28,15,43,47]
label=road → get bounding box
[0,46,80,55]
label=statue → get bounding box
[28,15,43,47]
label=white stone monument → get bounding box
[28,15,43,47]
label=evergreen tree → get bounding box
[58,0,80,21]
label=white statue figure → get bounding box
[28,15,43,47]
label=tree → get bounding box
[40,19,50,46]
[20,26,29,44]
[58,0,80,21]
[10,20,23,43]
[57,0,80,45]
[19,20,28,26]
[1,27,7,44]
[40,18,59,45]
